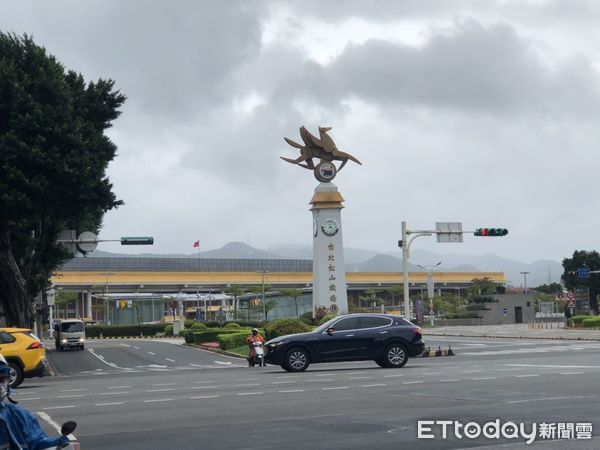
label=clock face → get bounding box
[313,219,318,237]
[321,219,339,236]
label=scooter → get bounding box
[248,341,266,367]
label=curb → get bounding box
[183,342,246,359]
[424,332,600,341]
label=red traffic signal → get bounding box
[474,228,508,237]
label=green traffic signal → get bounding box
[474,228,508,237]
[120,236,154,245]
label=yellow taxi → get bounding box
[0,328,48,387]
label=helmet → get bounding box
[252,328,259,335]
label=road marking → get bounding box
[439,379,460,382]
[88,348,121,369]
[498,368,521,372]
[275,375,298,379]
[507,396,590,404]
[462,370,482,373]
[472,377,497,381]
[422,372,442,375]
[107,386,131,389]
[95,402,124,406]
[560,372,584,375]
[134,346,141,350]
[402,381,423,385]
[42,405,75,410]
[278,389,305,393]
[99,391,131,396]
[314,373,335,377]
[119,344,131,347]
[214,361,231,365]
[190,395,220,399]
[18,397,43,401]
[165,358,175,362]
[234,383,261,387]
[235,378,258,381]
[504,364,600,369]
[191,386,218,390]
[153,383,176,386]
[362,384,386,388]
[237,392,263,396]
[59,388,87,392]
[144,399,172,403]
[146,388,174,392]
[147,351,156,356]
[272,381,296,384]
[322,386,349,391]
[383,374,404,378]
[349,376,371,380]
[305,379,334,382]
[36,411,78,442]
[194,380,216,384]
[515,374,539,378]
[348,371,368,375]
[57,394,85,399]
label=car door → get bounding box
[358,316,394,356]
[316,316,363,361]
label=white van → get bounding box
[53,319,86,351]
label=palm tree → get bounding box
[278,288,303,317]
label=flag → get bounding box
[193,240,199,248]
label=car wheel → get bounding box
[80,345,85,351]
[284,348,309,372]
[384,343,408,368]
[7,362,24,388]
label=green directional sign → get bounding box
[120,236,154,245]
[474,228,508,237]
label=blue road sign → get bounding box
[577,267,591,278]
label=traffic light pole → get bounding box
[401,221,433,321]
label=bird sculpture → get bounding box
[282,126,362,172]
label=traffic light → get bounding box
[120,236,154,245]
[474,228,508,237]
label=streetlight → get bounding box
[417,262,442,326]
[520,271,530,293]
[257,270,269,321]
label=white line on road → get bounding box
[275,375,298,379]
[305,379,334,383]
[272,381,296,384]
[507,396,590,404]
[214,361,231,365]
[191,386,219,390]
[119,343,131,347]
[497,368,521,371]
[439,379,460,382]
[166,358,175,362]
[560,372,584,375]
[504,364,600,369]
[347,371,368,375]
[194,380,216,384]
[107,386,131,389]
[59,388,87,392]
[146,388,174,392]
[278,389,305,393]
[402,381,423,385]
[314,373,335,377]
[36,411,77,442]
[235,378,258,381]
[349,377,371,380]
[234,383,261,387]
[99,391,131,396]
[322,386,349,391]
[134,346,141,350]
[143,399,172,403]
[18,397,43,401]
[515,374,539,378]
[237,392,263,396]
[153,383,176,386]
[422,372,442,375]
[95,402,124,406]
[462,370,483,373]
[42,405,75,410]
[190,395,220,399]
[362,384,387,388]
[472,377,497,381]
[147,351,156,356]
[57,394,85,399]
[383,374,404,378]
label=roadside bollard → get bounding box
[435,346,442,357]
[100,332,103,339]
[447,346,454,356]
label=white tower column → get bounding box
[310,182,348,315]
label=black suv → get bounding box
[264,313,425,372]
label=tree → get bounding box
[533,283,563,294]
[0,33,125,326]
[469,277,498,296]
[54,290,77,319]
[278,287,303,317]
[562,250,600,314]
[385,285,403,306]
[223,285,244,319]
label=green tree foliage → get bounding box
[533,282,563,294]
[562,250,600,314]
[469,277,499,296]
[0,33,125,326]
[277,287,303,317]
[223,285,244,319]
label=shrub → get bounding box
[191,322,208,330]
[192,329,249,344]
[263,318,311,340]
[218,332,249,351]
[314,306,329,323]
[165,324,173,336]
[203,321,221,328]
[184,319,196,329]
[582,317,600,328]
[318,314,337,325]
[571,315,594,325]
[224,322,241,329]
[299,311,314,326]
[184,329,195,343]
[465,304,490,311]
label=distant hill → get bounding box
[85,241,562,287]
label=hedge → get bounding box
[582,317,600,328]
[264,318,311,340]
[571,315,594,325]
[86,324,166,338]
[192,328,252,344]
[218,332,249,351]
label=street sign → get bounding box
[567,291,575,301]
[568,300,576,308]
[77,231,98,253]
[435,222,463,243]
[503,307,507,316]
[577,267,591,278]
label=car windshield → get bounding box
[61,322,84,332]
[313,317,339,333]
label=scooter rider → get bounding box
[246,328,265,365]
[0,354,71,449]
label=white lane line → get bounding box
[99,391,131,396]
[18,397,43,401]
[234,383,261,387]
[278,389,305,393]
[147,351,156,356]
[107,386,131,389]
[190,395,220,399]
[214,361,232,365]
[362,384,386,388]
[146,388,174,392]
[237,392,263,396]
[383,374,404,378]
[153,383,176,386]
[275,375,298,379]
[349,377,371,380]
[462,370,483,373]
[422,372,441,375]
[59,388,87,392]
[235,378,258,382]
[119,344,131,347]
[42,405,75,410]
[504,364,600,369]
[191,386,219,390]
[166,358,175,362]
[95,402,124,406]
[403,381,423,385]
[87,348,121,369]
[143,399,172,403]
[322,386,349,391]
[348,371,368,375]
[57,395,85,399]
[472,377,497,381]
[134,346,141,350]
[507,396,589,404]
[194,380,216,384]
[305,379,334,383]
[498,368,521,372]
[439,379,460,382]
[272,381,296,385]
[314,373,335,377]
[515,374,539,378]
[560,372,584,375]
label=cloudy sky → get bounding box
[2,0,599,264]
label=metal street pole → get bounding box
[261,270,267,321]
[520,271,530,293]
[402,221,410,320]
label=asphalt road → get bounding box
[14,336,600,449]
